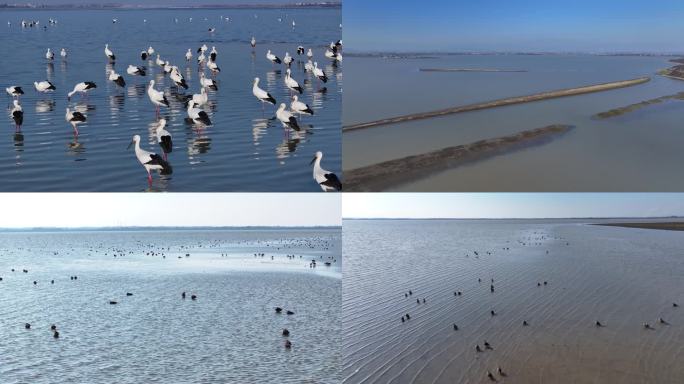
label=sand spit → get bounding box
[343,77,650,132]
[345,124,573,192]
[593,92,684,118]
[593,222,684,231]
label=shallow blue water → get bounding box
[343,54,684,191]
[0,8,341,191]
[0,228,341,383]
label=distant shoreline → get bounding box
[0,3,340,11]
[420,68,527,73]
[593,222,684,231]
[346,52,684,58]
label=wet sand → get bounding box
[345,125,573,192]
[343,77,650,132]
[343,219,684,383]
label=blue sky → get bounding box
[344,0,684,53]
[343,194,684,219]
[0,194,340,228]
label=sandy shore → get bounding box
[345,124,573,192]
[593,222,684,231]
[343,77,650,132]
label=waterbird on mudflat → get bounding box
[104,44,115,62]
[276,103,300,131]
[453,324,458,330]
[200,72,217,90]
[313,62,327,83]
[6,86,24,98]
[10,100,23,132]
[291,95,313,116]
[108,70,125,88]
[674,302,679,307]
[659,317,668,325]
[51,324,57,330]
[484,341,492,350]
[127,65,146,76]
[275,307,282,313]
[147,80,169,118]
[498,367,506,377]
[67,81,96,101]
[191,294,197,300]
[266,50,281,65]
[523,320,529,326]
[405,313,410,319]
[595,321,603,327]
[284,69,302,94]
[311,151,341,192]
[186,102,212,126]
[34,80,56,93]
[45,48,54,60]
[490,310,496,316]
[476,345,483,353]
[182,292,186,299]
[65,108,86,135]
[156,118,172,160]
[128,134,172,184]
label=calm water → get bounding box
[0,8,341,191]
[343,219,684,383]
[0,228,341,383]
[343,54,684,191]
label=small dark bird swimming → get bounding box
[25,323,31,329]
[282,329,290,337]
[476,345,482,352]
[453,324,458,330]
[285,340,292,349]
[275,307,282,313]
[53,331,60,338]
[191,294,197,300]
[126,292,133,296]
[596,321,603,327]
[523,320,529,326]
[286,310,294,315]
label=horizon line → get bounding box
[343,216,684,220]
[346,51,683,57]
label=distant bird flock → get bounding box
[5,15,341,190]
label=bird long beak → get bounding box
[127,141,133,150]
[309,156,316,165]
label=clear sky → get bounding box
[344,0,684,53]
[343,193,684,219]
[13,0,294,4]
[0,193,340,228]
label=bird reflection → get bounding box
[13,133,24,148]
[60,60,68,73]
[67,136,86,155]
[108,94,125,112]
[252,117,269,146]
[127,84,146,98]
[186,134,212,156]
[46,62,54,78]
[35,100,56,113]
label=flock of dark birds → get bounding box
[394,232,681,382]
[5,233,338,353]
